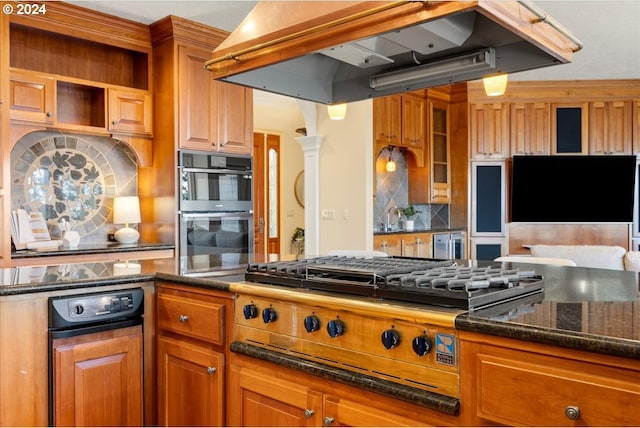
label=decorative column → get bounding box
[295,100,322,257]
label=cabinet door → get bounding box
[374,235,402,256]
[9,70,55,123]
[215,81,253,154]
[430,99,451,203]
[178,45,216,151]
[52,325,143,427]
[469,103,509,159]
[634,100,640,154]
[373,95,401,146]
[471,162,506,236]
[551,103,588,154]
[157,335,224,427]
[324,394,429,427]
[227,364,323,426]
[401,92,425,149]
[510,102,550,156]
[589,100,632,155]
[108,89,152,135]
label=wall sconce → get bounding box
[113,196,141,244]
[327,103,347,120]
[385,146,396,172]
[483,73,508,96]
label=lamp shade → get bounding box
[483,73,508,96]
[327,103,347,120]
[113,196,141,224]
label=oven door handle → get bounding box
[181,167,252,177]
[181,211,254,218]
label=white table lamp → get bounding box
[113,196,141,244]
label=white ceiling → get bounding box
[68,0,640,81]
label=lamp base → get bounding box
[114,226,140,244]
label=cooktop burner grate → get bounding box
[246,256,544,310]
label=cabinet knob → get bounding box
[112,119,118,125]
[303,409,315,419]
[178,314,189,323]
[565,406,581,420]
[46,111,52,117]
[323,416,335,426]
[206,366,217,375]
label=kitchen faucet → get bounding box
[381,206,398,232]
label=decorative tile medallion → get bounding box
[11,132,138,242]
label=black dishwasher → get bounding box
[48,288,144,426]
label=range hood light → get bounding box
[370,48,496,91]
[483,73,509,96]
[327,103,347,120]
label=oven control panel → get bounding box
[234,294,460,398]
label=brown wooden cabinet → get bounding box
[374,232,433,257]
[510,102,550,156]
[178,45,253,154]
[469,102,510,159]
[428,97,451,203]
[373,91,425,166]
[588,100,632,155]
[633,100,640,154]
[228,354,458,427]
[51,325,143,427]
[156,282,232,427]
[108,88,153,136]
[460,331,640,426]
[9,70,55,124]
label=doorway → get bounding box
[253,132,281,257]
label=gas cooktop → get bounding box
[245,256,544,311]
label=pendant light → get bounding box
[385,146,396,172]
[483,73,508,96]
[327,103,347,120]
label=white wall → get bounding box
[317,100,374,255]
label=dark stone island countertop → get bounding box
[1,256,639,362]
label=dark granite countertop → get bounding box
[11,242,175,259]
[374,227,466,235]
[2,256,639,362]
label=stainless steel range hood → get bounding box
[205,1,582,104]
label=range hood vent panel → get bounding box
[208,1,581,104]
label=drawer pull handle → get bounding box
[303,409,315,419]
[565,406,581,420]
[323,416,335,426]
[206,367,216,375]
[178,314,189,323]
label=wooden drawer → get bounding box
[157,293,225,345]
[473,350,640,426]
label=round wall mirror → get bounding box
[294,170,304,208]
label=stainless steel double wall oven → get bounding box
[178,150,254,275]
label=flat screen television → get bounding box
[510,155,637,223]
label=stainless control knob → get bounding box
[326,319,345,338]
[412,335,433,356]
[565,406,581,420]
[243,304,258,320]
[381,329,401,349]
[262,307,277,324]
[304,315,321,333]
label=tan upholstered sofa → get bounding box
[529,244,640,271]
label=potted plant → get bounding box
[398,206,422,231]
[291,227,305,255]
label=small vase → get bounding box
[403,219,415,231]
[62,231,80,248]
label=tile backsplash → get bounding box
[11,131,138,243]
[374,148,449,231]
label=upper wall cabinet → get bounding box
[9,70,55,124]
[588,100,632,155]
[551,103,588,155]
[469,103,510,159]
[634,100,640,154]
[509,102,550,156]
[373,91,425,166]
[177,45,253,154]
